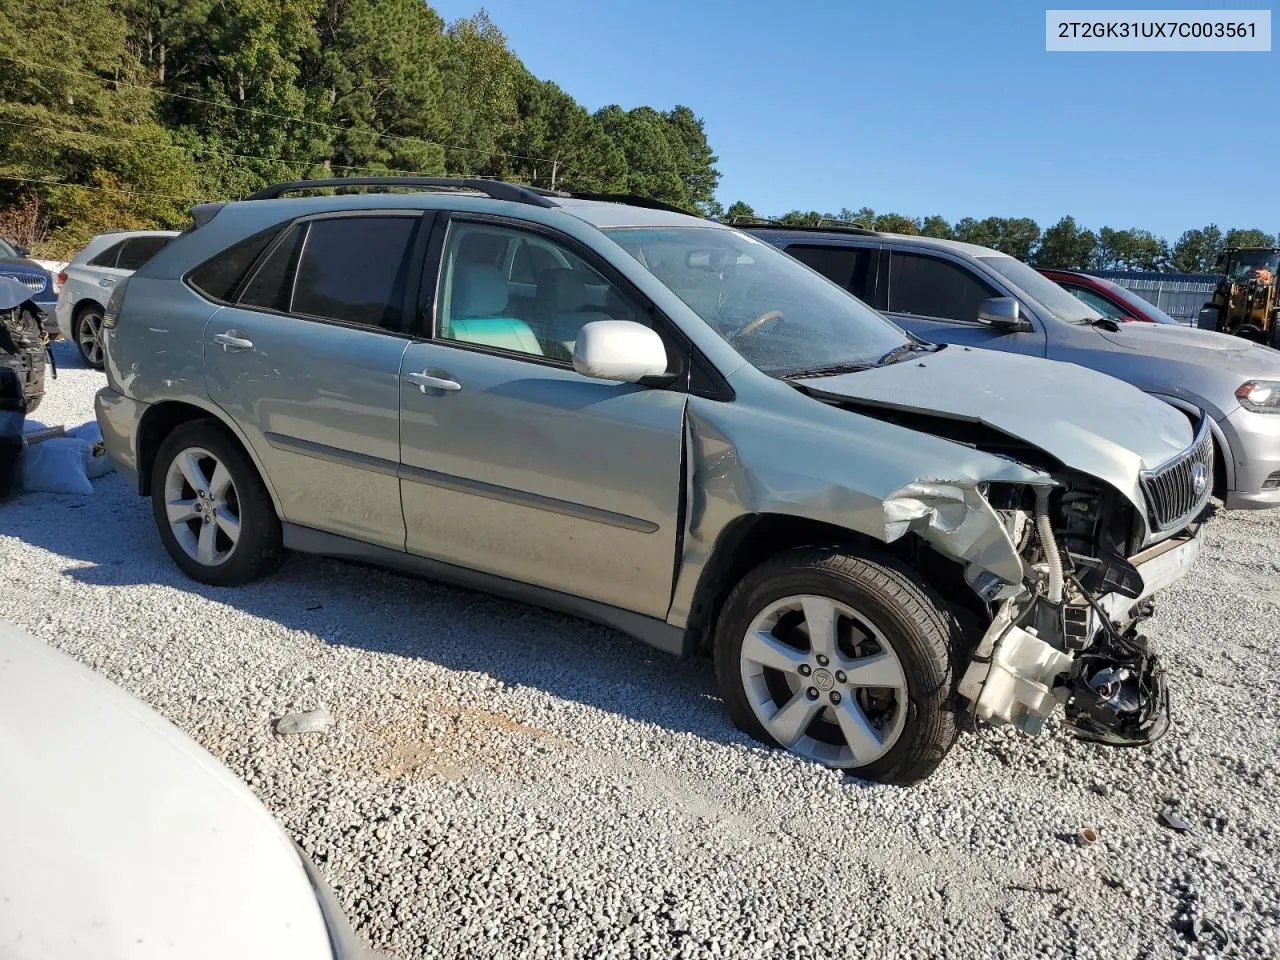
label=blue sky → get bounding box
[432,1,1277,241]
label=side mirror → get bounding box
[977,297,1030,331]
[573,320,669,383]
[14,245,28,258]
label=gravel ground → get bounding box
[3,342,1278,959]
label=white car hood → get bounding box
[0,623,333,960]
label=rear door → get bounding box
[202,210,428,549]
[884,248,1048,355]
[782,242,881,305]
[396,214,687,618]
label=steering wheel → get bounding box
[728,309,784,342]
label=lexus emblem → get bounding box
[1191,462,1208,495]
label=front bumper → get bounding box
[94,386,148,492]
[1220,406,1280,509]
[1097,524,1203,626]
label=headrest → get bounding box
[536,268,587,313]
[453,263,509,317]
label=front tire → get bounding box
[714,546,960,786]
[151,420,283,586]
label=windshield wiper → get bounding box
[1083,316,1121,332]
[781,362,872,381]
[875,341,941,366]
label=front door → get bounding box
[203,211,427,549]
[398,216,686,618]
[884,250,1048,355]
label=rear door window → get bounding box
[115,236,172,271]
[290,216,420,329]
[88,241,125,269]
[785,244,876,301]
[887,251,998,323]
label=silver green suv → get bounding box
[96,178,1212,784]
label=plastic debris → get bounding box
[275,707,334,735]
[1159,811,1191,833]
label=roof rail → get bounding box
[734,219,879,237]
[565,192,694,216]
[245,177,566,208]
[724,215,877,235]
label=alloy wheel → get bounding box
[739,594,908,767]
[77,311,104,366]
[163,446,241,567]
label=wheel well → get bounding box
[685,513,978,653]
[136,401,227,495]
[72,299,105,324]
[1213,437,1229,500]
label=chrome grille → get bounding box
[1140,419,1214,533]
[0,272,48,294]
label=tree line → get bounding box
[724,202,1278,275]
[0,0,1274,273]
[0,0,721,256]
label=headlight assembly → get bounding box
[1236,380,1280,413]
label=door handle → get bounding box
[405,371,461,393]
[98,277,116,287]
[212,332,254,352]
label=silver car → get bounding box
[748,226,1280,510]
[96,178,1212,785]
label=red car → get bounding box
[1037,269,1178,325]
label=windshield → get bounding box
[1096,278,1180,324]
[604,226,910,377]
[1230,249,1280,279]
[979,256,1098,324]
[0,239,17,258]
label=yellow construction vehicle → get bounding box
[1199,246,1280,345]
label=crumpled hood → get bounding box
[1097,322,1280,374]
[0,622,333,960]
[798,346,1195,520]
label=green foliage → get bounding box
[0,1,722,253]
[1093,227,1170,271]
[918,215,952,239]
[1224,227,1277,250]
[872,213,917,235]
[0,0,200,248]
[1171,224,1224,273]
[723,200,756,222]
[1033,216,1096,269]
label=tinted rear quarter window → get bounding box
[291,216,419,328]
[116,236,172,271]
[786,244,876,300]
[238,225,305,312]
[188,226,282,301]
[888,252,997,322]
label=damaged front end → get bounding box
[885,471,1194,748]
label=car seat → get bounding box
[446,263,543,356]
[534,268,612,359]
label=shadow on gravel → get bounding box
[1,472,743,748]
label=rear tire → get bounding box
[150,420,283,586]
[714,545,960,786]
[73,304,106,369]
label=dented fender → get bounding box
[666,381,1051,629]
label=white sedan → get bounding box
[0,619,375,959]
